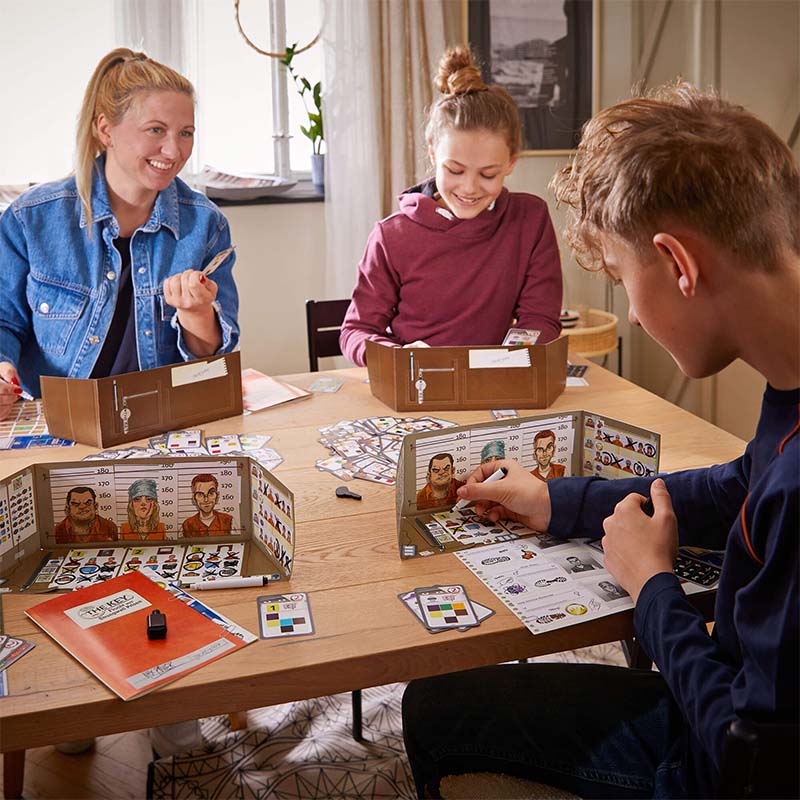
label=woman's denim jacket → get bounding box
[0,159,239,396]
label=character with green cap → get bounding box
[121,478,166,539]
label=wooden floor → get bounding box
[1,730,152,799]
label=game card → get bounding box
[415,584,480,631]
[0,636,35,672]
[502,328,541,346]
[239,434,272,450]
[257,592,315,638]
[205,434,242,455]
[398,589,494,633]
[167,429,202,451]
[491,409,519,420]
[308,376,344,393]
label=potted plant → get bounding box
[281,44,324,189]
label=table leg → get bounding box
[228,712,248,731]
[3,749,25,799]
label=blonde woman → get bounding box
[0,48,239,420]
[120,479,166,540]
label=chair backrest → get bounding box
[716,717,799,799]
[305,299,351,372]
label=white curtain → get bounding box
[322,0,451,300]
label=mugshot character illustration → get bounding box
[597,579,628,600]
[416,453,464,510]
[54,486,118,544]
[530,430,565,482]
[565,554,596,573]
[120,479,166,540]
[182,474,233,537]
[480,440,506,465]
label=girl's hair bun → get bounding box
[435,45,487,96]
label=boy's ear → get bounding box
[652,232,699,297]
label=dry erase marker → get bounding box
[452,466,508,511]
[1,378,33,401]
[188,573,280,591]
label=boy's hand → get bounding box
[456,459,552,532]
[601,478,678,603]
[163,270,218,315]
[0,362,22,421]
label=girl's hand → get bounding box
[0,362,22,421]
[601,478,678,603]
[163,270,218,313]
[455,459,552,532]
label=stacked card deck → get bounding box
[398,583,494,633]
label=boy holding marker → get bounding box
[403,82,799,798]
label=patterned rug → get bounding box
[147,643,626,799]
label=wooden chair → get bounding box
[305,299,351,372]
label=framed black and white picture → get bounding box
[465,0,599,154]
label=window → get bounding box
[0,0,323,185]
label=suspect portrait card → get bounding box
[257,592,315,638]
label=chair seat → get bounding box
[440,772,580,799]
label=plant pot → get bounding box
[310,153,325,191]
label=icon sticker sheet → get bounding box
[49,547,126,590]
[122,545,186,582]
[178,542,245,584]
[316,416,457,484]
[257,592,314,638]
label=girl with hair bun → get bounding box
[340,45,562,367]
[0,48,239,420]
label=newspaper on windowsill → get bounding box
[191,166,297,201]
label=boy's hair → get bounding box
[76,48,195,230]
[550,80,800,272]
[426,45,522,157]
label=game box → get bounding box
[41,352,243,448]
[365,337,568,412]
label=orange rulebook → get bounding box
[26,570,250,701]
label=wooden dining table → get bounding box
[0,360,747,797]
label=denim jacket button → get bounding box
[144,329,152,336]
[106,271,116,281]
[88,335,100,345]
[138,267,146,274]
[39,302,50,314]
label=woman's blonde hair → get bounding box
[425,45,522,158]
[76,48,195,228]
[550,80,800,272]
[127,498,161,534]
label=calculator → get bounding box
[674,548,723,587]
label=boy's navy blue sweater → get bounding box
[548,385,799,797]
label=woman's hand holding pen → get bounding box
[456,459,552,532]
[0,361,23,421]
[163,270,222,356]
[601,478,678,603]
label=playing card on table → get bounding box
[0,636,35,672]
[415,584,481,631]
[491,409,519,420]
[257,592,315,638]
[398,588,494,633]
[206,434,242,455]
[308,376,344,393]
[167,429,202,450]
[239,434,272,450]
[315,455,355,481]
